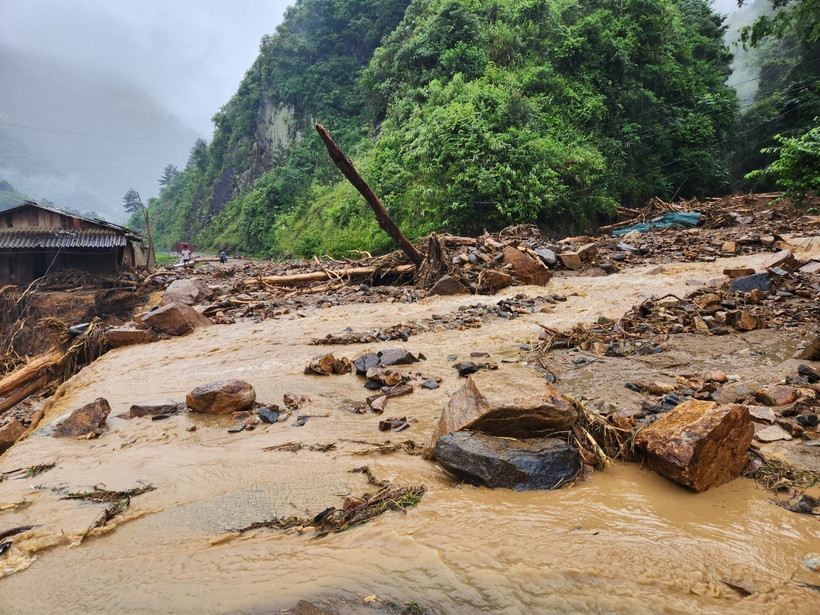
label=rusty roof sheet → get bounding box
[0,229,129,249]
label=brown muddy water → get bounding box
[1,248,820,614]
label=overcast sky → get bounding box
[0,0,294,138]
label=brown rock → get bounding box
[754,424,792,442]
[481,269,514,292]
[54,397,111,437]
[426,274,470,297]
[754,386,797,407]
[766,250,800,272]
[186,379,256,415]
[577,242,599,262]
[307,353,336,375]
[721,241,737,254]
[423,369,578,459]
[138,302,211,336]
[0,417,27,452]
[799,260,820,274]
[634,400,753,492]
[798,337,820,361]
[747,405,777,424]
[557,251,583,270]
[123,399,180,419]
[722,267,755,278]
[161,278,213,306]
[503,246,551,285]
[366,367,403,386]
[106,328,157,348]
[696,293,722,309]
[733,310,759,331]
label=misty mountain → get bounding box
[0,45,200,222]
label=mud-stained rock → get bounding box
[434,430,581,491]
[306,353,351,375]
[139,302,211,336]
[754,386,798,407]
[799,337,820,361]
[426,274,470,297]
[503,246,551,285]
[124,399,181,419]
[53,397,111,438]
[557,251,583,270]
[0,417,27,452]
[481,269,514,292]
[423,369,578,459]
[634,400,754,492]
[186,380,256,415]
[161,278,213,306]
[378,348,419,366]
[105,328,157,348]
[353,352,380,375]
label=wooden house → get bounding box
[0,201,150,286]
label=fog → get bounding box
[0,0,291,220]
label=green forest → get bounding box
[132,0,820,258]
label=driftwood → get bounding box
[255,264,415,286]
[315,123,423,267]
[0,376,47,414]
[0,349,62,399]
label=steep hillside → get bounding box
[147,0,739,256]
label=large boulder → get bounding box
[634,400,754,492]
[54,397,111,438]
[186,379,256,415]
[434,430,581,490]
[503,246,551,285]
[161,278,213,306]
[426,274,470,297]
[138,302,211,336]
[424,369,578,459]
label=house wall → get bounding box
[0,249,119,286]
[0,207,99,231]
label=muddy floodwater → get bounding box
[1,249,820,614]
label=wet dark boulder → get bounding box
[377,348,419,366]
[730,272,771,294]
[353,353,381,375]
[434,431,581,491]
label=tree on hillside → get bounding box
[739,0,820,48]
[159,164,180,188]
[123,188,142,214]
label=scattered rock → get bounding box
[0,418,27,453]
[377,348,419,366]
[186,380,256,415]
[378,416,410,432]
[307,353,351,375]
[424,369,578,459]
[138,302,211,336]
[557,252,583,270]
[534,248,558,267]
[54,397,111,438]
[730,272,771,294]
[754,386,797,407]
[434,430,581,491]
[634,400,754,492]
[754,424,793,442]
[422,378,440,390]
[105,328,158,348]
[257,407,280,424]
[481,269,514,292]
[453,361,481,377]
[503,246,551,285]
[353,353,381,375]
[161,278,213,306]
[123,399,180,419]
[798,337,820,361]
[723,266,755,278]
[426,274,470,297]
[747,405,777,424]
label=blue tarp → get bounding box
[613,211,701,236]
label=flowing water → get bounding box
[1,249,819,614]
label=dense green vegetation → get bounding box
[139,0,813,259]
[732,0,820,200]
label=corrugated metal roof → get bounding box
[1,201,144,239]
[0,229,128,249]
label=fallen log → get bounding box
[0,376,47,414]
[254,264,415,286]
[0,349,63,398]
[315,123,424,267]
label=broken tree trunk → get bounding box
[0,376,47,414]
[315,123,423,267]
[255,264,415,286]
[0,349,63,399]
